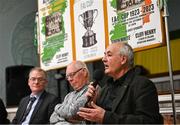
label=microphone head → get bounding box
[93,69,104,81]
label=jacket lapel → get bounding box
[112,69,135,112]
[29,91,46,122]
[19,97,30,122]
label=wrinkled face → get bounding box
[66,64,86,91]
[28,70,47,94]
[102,43,127,77]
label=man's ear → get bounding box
[84,69,88,78]
[120,56,128,65]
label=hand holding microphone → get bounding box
[85,69,104,107]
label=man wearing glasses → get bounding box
[50,60,90,124]
[12,67,59,124]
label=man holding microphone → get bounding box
[78,42,163,124]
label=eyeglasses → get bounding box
[29,77,46,82]
[66,68,83,80]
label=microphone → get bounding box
[85,69,104,107]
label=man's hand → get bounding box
[77,101,105,123]
[85,83,100,107]
[85,83,96,97]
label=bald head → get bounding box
[66,60,89,90]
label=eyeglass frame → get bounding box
[29,77,47,83]
[66,68,84,80]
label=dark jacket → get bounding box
[97,68,163,124]
[12,91,59,124]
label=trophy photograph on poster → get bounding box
[78,9,98,47]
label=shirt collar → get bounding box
[75,84,88,93]
[30,91,43,100]
[107,69,132,86]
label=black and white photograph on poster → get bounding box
[43,0,53,4]
[45,12,62,37]
[78,9,98,47]
[117,0,145,11]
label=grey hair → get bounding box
[119,43,134,68]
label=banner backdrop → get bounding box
[37,0,164,70]
[38,0,73,70]
[74,0,106,62]
[108,0,164,51]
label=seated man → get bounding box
[12,67,59,124]
[50,60,91,125]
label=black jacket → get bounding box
[97,68,163,124]
[12,91,59,124]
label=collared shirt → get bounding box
[22,91,43,125]
[100,69,130,111]
[50,84,88,124]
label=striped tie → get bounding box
[20,97,36,123]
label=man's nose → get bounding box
[67,77,73,81]
[34,79,39,83]
[102,56,106,62]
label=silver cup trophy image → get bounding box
[78,9,98,47]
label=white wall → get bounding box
[0,0,38,104]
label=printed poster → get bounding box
[74,0,106,62]
[38,0,73,70]
[107,0,164,50]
